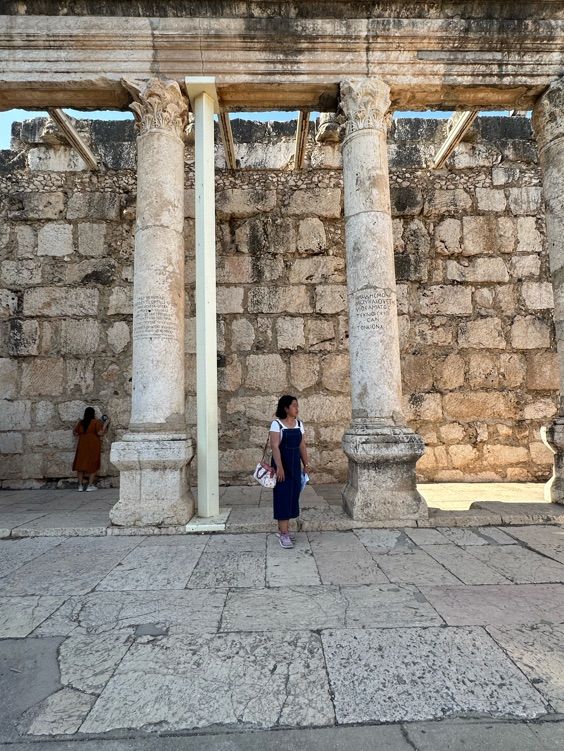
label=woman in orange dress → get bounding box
[72,407,109,492]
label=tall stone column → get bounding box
[533,78,564,504]
[110,78,194,526]
[340,78,426,522]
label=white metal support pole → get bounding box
[193,86,219,517]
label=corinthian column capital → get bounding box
[533,77,564,154]
[121,77,188,139]
[340,78,391,136]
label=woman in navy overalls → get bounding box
[270,395,309,549]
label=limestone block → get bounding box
[289,257,344,284]
[449,444,479,468]
[286,188,341,218]
[499,353,526,387]
[107,287,132,316]
[508,187,543,215]
[1,259,41,287]
[15,226,36,257]
[78,223,106,257]
[8,192,65,220]
[60,319,100,355]
[510,316,551,349]
[0,358,18,399]
[419,286,472,316]
[458,318,506,349]
[484,445,529,466]
[226,395,276,421]
[390,186,423,216]
[0,290,17,320]
[21,358,64,396]
[510,255,541,278]
[28,146,87,172]
[216,189,276,219]
[216,256,254,284]
[450,142,501,169]
[467,352,498,387]
[33,400,55,426]
[321,353,350,392]
[67,192,121,221]
[439,423,466,443]
[8,319,39,356]
[299,394,350,422]
[315,285,347,314]
[27,429,75,450]
[290,353,320,391]
[473,288,494,310]
[306,319,335,351]
[245,354,287,392]
[248,286,312,314]
[516,217,543,253]
[530,441,554,465]
[103,321,129,354]
[231,318,255,351]
[267,218,297,255]
[443,391,517,420]
[434,353,465,390]
[434,219,462,256]
[57,400,89,423]
[527,352,559,390]
[522,398,557,420]
[521,282,554,311]
[218,355,242,391]
[217,287,244,314]
[24,287,99,317]
[446,258,509,283]
[413,319,454,346]
[0,432,23,454]
[462,216,515,256]
[424,189,471,217]
[64,258,117,286]
[297,218,326,253]
[492,166,520,186]
[403,393,442,421]
[495,285,518,316]
[276,317,305,350]
[476,188,506,212]
[395,284,409,315]
[0,400,31,430]
[67,358,95,395]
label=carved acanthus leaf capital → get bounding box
[121,78,188,139]
[533,77,564,153]
[340,78,391,136]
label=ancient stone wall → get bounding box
[0,114,557,487]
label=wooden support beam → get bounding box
[218,111,237,170]
[293,111,310,170]
[47,108,98,171]
[432,110,478,170]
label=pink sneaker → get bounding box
[278,533,294,549]
[276,532,296,542]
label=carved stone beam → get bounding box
[218,112,237,170]
[293,110,310,170]
[432,110,479,170]
[46,108,99,170]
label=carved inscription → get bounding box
[354,289,393,332]
[134,295,177,341]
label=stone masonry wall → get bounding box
[0,114,557,487]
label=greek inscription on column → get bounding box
[354,289,393,332]
[134,295,177,341]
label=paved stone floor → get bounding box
[1,520,564,748]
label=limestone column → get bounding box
[340,78,426,522]
[110,78,194,526]
[533,78,564,504]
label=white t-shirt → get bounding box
[270,419,305,435]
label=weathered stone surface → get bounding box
[446,257,509,283]
[60,320,100,355]
[107,287,132,315]
[322,627,546,723]
[67,192,121,221]
[462,216,515,255]
[23,287,99,317]
[508,186,543,215]
[467,545,564,583]
[21,358,64,396]
[20,687,95,736]
[521,282,554,310]
[0,594,65,638]
[286,188,341,218]
[77,223,106,257]
[106,321,130,354]
[458,318,506,349]
[511,316,551,349]
[37,223,73,257]
[424,189,472,216]
[275,316,305,350]
[216,188,276,218]
[245,353,287,391]
[419,286,472,315]
[443,391,517,420]
[0,357,18,398]
[297,217,327,252]
[290,353,320,390]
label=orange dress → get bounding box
[72,419,103,473]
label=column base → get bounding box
[342,422,427,523]
[541,420,564,505]
[109,434,194,526]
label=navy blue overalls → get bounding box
[271,420,302,521]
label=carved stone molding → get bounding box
[533,77,564,154]
[340,78,391,136]
[121,78,188,139]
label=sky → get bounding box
[0,108,482,150]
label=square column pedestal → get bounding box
[110,434,194,527]
[342,423,426,523]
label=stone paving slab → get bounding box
[0,595,66,638]
[221,584,442,632]
[467,545,564,583]
[312,549,389,585]
[34,589,227,637]
[473,502,564,525]
[437,526,515,546]
[322,627,548,724]
[503,525,564,564]
[405,719,564,751]
[420,584,564,626]
[372,549,462,585]
[353,529,416,554]
[487,623,564,712]
[12,512,111,537]
[188,551,266,588]
[95,544,205,591]
[420,544,511,585]
[80,632,334,733]
[0,537,64,577]
[266,534,320,586]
